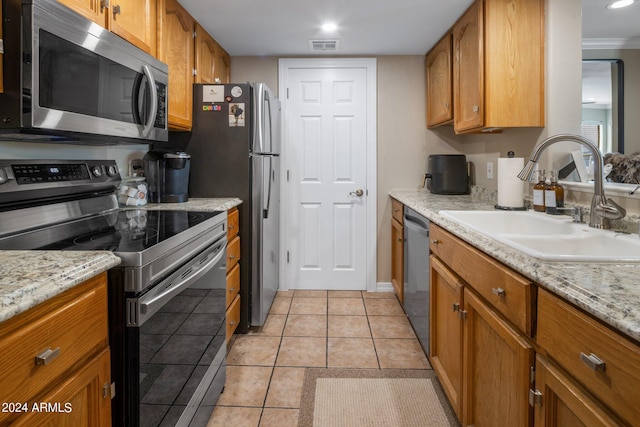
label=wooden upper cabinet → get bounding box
[56,0,156,55]
[109,0,157,54]
[195,23,217,84]
[453,1,484,133]
[213,41,231,84]
[453,0,544,134]
[56,0,103,25]
[157,0,195,131]
[426,32,454,127]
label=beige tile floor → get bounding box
[206,290,431,427]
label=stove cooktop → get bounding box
[0,209,224,259]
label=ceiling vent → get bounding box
[309,39,340,51]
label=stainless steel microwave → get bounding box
[0,0,168,144]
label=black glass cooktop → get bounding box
[0,209,223,253]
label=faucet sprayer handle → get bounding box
[595,198,626,220]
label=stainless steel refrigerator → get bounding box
[185,83,280,328]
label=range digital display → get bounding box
[12,163,90,184]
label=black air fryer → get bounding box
[426,154,469,195]
[144,150,191,203]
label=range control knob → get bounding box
[106,165,118,177]
[91,166,103,177]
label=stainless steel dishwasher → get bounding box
[403,207,430,356]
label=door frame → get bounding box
[278,58,377,292]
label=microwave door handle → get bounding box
[140,65,158,138]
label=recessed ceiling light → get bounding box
[321,22,337,32]
[607,0,634,9]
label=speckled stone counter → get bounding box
[0,251,121,323]
[141,197,242,212]
[0,198,242,324]
[390,189,640,344]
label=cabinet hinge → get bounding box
[103,382,116,399]
[100,0,109,10]
[529,389,543,407]
[193,68,197,77]
[530,366,536,383]
[193,30,197,39]
[458,309,468,320]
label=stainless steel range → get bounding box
[0,159,229,427]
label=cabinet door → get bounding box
[533,355,622,427]
[109,0,156,54]
[195,23,216,84]
[462,288,534,427]
[391,217,404,304]
[157,0,195,131]
[429,255,463,420]
[11,349,111,427]
[426,33,453,127]
[213,41,231,84]
[453,0,484,133]
[55,0,106,26]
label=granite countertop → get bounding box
[390,189,640,344]
[0,198,242,324]
[0,251,121,323]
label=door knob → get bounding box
[349,189,364,197]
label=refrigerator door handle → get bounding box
[263,156,272,219]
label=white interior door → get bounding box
[279,59,376,291]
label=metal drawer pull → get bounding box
[580,352,606,372]
[229,287,236,292]
[492,287,506,297]
[35,347,61,366]
[431,239,440,244]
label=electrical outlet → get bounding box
[487,162,494,179]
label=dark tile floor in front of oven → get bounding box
[206,290,431,427]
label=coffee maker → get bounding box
[144,150,191,203]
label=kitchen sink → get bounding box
[439,210,640,263]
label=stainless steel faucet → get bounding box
[517,133,626,229]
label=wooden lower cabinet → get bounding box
[430,224,534,426]
[0,273,111,426]
[429,255,464,419]
[536,288,640,425]
[390,198,404,304]
[462,288,534,426]
[226,207,241,341]
[10,349,112,427]
[533,354,622,427]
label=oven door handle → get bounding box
[138,239,227,321]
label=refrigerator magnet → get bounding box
[229,103,245,127]
[202,85,224,103]
[231,86,243,97]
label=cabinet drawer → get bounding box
[391,198,404,224]
[226,263,240,309]
[537,288,640,424]
[226,294,240,342]
[227,207,239,240]
[0,274,109,409]
[430,224,534,336]
[227,235,240,272]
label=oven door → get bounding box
[122,237,227,427]
[22,0,168,142]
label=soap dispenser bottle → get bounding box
[533,169,546,212]
[545,170,564,214]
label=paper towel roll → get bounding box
[497,157,525,209]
